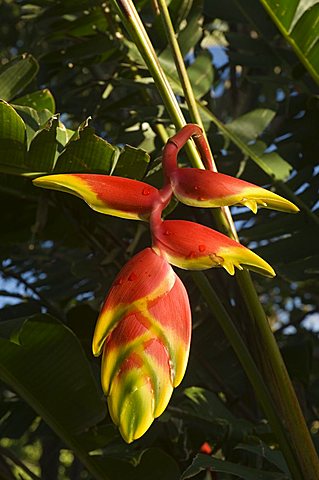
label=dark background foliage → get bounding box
[0,0,318,478]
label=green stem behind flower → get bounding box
[191,271,302,480]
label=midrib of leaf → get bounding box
[258,0,319,85]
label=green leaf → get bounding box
[182,454,288,479]
[54,119,117,173]
[188,51,214,98]
[0,314,116,480]
[198,102,295,182]
[259,0,319,85]
[177,387,253,444]
[27,116,60,172]
[226,109,276,144]
[0,54,39,102]
[0,100,27,174]
[247,141,292,181]
[183,387,236,423]
[0,315,105,435]
[12,104,53,147]
[235,443,290,476]
[112,144,150,180]
[14,89,56,114]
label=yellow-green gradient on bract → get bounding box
[94,248,191,443]
[92,248,176,356]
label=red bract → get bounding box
[93,248,191,443]
[152,219,275,277]
[170,168,299,214]
[33,174,160,220]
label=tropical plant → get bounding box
[0,1,318,479]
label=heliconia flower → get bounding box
[92,248,191,443]
[33,174,160,220]
[152,219,275,277]
[169,168,299,214]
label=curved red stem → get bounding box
[150,184,172,237]
[162,124,213,183]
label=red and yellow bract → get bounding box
[33,173,160,220]
[93,248,191,443]
[152,219,275,277]
[170,168,299,214]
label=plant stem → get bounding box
[192,271,302,480]
[236,270,319,479]
[111,1,319,477]
[156,0,205,135]
[155,0,238,239]
[111,0,202,169]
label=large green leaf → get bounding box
[14,89,56,114]
[182,387,237,423]
[0,314,111,480]
[112,144,150,179]
[0,315,105,434]
[0,54,39,102]
[235,443,290,475]
[259,0,319,84]
[0,100,27,174]
[182,454,288,480]
[188,50,214,99]
[226,109,276,144]
[54,119,117,173]
[27,116,60,172]
[12,104,53,147]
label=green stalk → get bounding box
[236,270,319,478]
[156,0,204,134]
[155,0,237,241]
[110,0,202,169]
[110,1,319,478]
[191,272,301,480]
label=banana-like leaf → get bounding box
[0,100,27,174]
[0,54,39,102]
[182,454,288,479]
[259,0,319,85]
[14,89,56,114]
[0,314,110,480]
